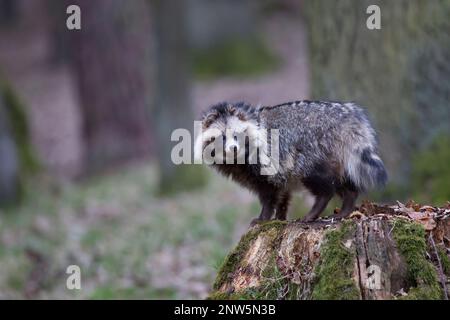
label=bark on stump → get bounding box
[209,202,450,300]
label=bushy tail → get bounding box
[346,147,388,192]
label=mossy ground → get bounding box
[392,219,443,299]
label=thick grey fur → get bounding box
[200,100,387,223]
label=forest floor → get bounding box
[0,163,308,299]
[0,164,249,299]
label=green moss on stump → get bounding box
[211,220,287,293]
[438,248,450,276]
[207,291,234,300]
[311,221,360,300]
[210,218,445,300]
[392,219,442,300]
[251,262,300,300]
[209,262,300,300]
[211,220,361,300]
[234,243,300,300]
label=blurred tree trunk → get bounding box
[47,0,70,64]
[151,0,207,195]
[186,0,258,50]
[0,91,19,207]
[0,0,18,26]
[70,0,154,175]
[0,80,37,207]
[303,0,450,191]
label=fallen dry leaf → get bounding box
[407,211,437,231]
[419,205,435,212]
[349,211,365,219]
[405,200,421,211]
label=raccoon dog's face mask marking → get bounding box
[195,103,263,164]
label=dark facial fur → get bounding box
[198,100,388,224]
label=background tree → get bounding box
[0,0,18,26]
[304,0,450,199]
[0,86,19,206]
[0,80,38,207]
[151,0,207,195]
[70,0,154,175]
[47,0,71,64]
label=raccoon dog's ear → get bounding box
[204,118,213,128]
[227,104,237,115]
[236,112,247,121]
[203,113,217,128]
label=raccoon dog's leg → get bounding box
[334,189,358,219]
[250,187,279,226]
[275,192,291,220]
[301,194,333,222]
[300,162,335,222]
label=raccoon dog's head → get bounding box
[194,102,262,164]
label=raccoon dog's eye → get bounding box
[207,137,215,144]
[204,119,213,128]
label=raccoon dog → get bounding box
[195,101,387,224]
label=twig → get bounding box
[388,219,397,236]
[429,232,449,300]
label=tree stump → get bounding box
[209,202,450,300]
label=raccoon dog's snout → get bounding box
[225,140,240,154]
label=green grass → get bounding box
[192,37,280,79]
[0,164,261,299]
